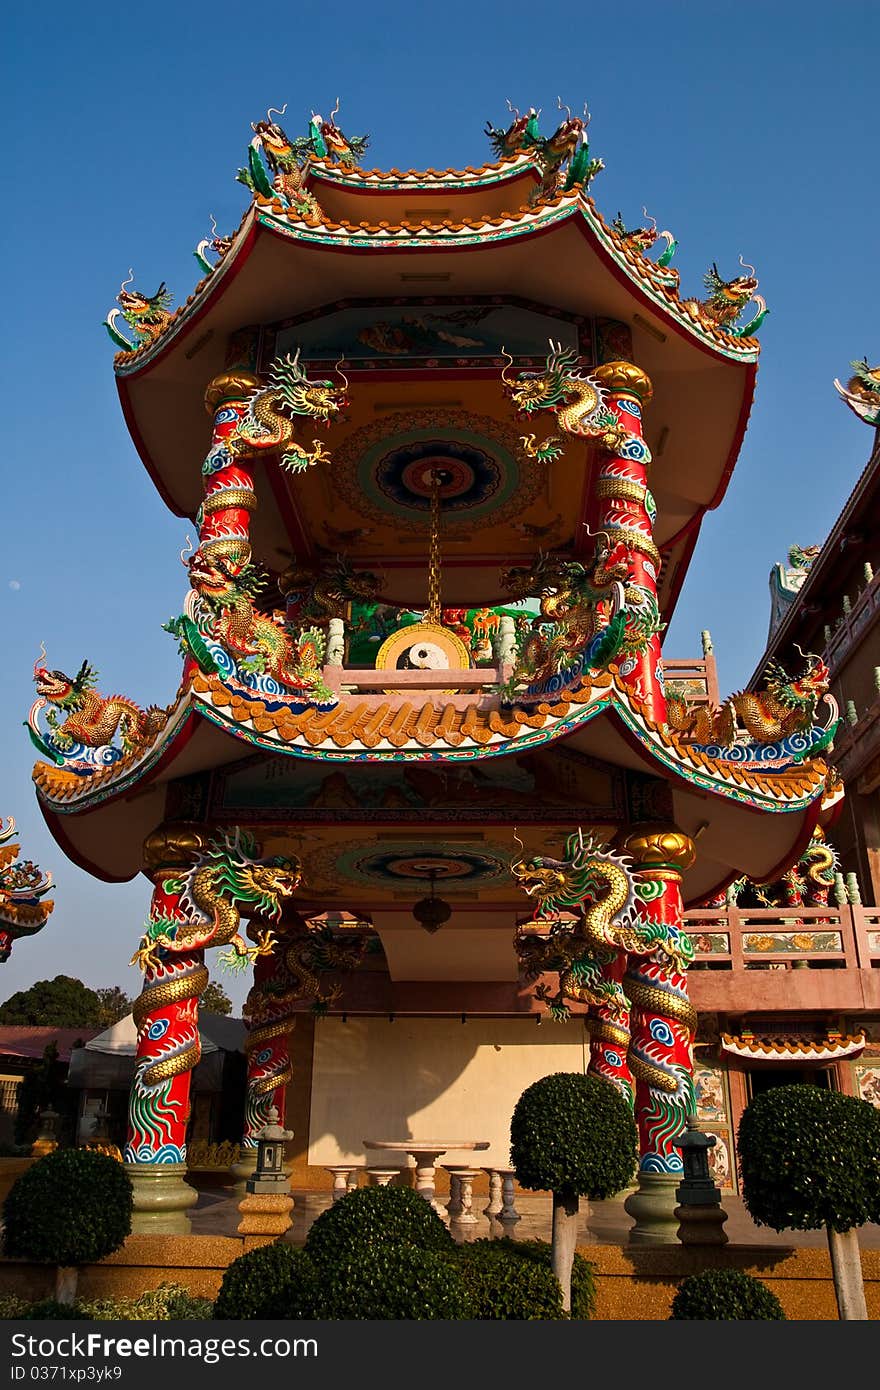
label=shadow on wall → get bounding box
[306,1016,589,1166]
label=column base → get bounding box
[624,1172,682,1245]
[237,1192,294,1238]
[674,1202,729,1246]
[125,1162,199,1235]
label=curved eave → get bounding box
[306,155,537,190]
[113,193,759,614]
[33,674,827,894]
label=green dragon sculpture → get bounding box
[132,830,302,973]
[681,258,769,338]
[278,554,384,623]
[512,830,693,1022]
[237,106,324,222]
[834,358,880,426]
[227,349,348,473]
[104,272,174,352]
[500,534,663,687]
[170,546,333,698]
[501,340,626,463]
[485,98,603,202]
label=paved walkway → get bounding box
[189,1185,880,1250]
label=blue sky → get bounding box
[1,1,877,1014]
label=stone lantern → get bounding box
[672,1115,729,1245]
[237,1106,295,1241]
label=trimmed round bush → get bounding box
[498,1238,597,1319]
[738,1085,880,1233]
[670,1269,786,1320]
[510,1072,638,1197]
[213,1242,319,1320]
[3,1149,132,1267]
[305,1185,454,1270]
[453,1238,564,1319]
[320,1242,471,1320]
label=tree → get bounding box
[737,1084,880,1321]
[3,1148,133,1303]
[510,1072,638,1312]
[0,976,103,1027]
[201,981,233,1015]
[94,987,132,1026]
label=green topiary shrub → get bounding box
[510,1072,636,1312]
[510,1073,638,1197]
[3,1149,132,1290]
[27,1299,87,1320]
[452,1238,565,1319]
[213,1242,320,1320]
[737,1085,880,1234]
[493,1238,597,1320]
[320,1242,471,1320]
[305,1185,454,1271]
[670,1269,786,1320]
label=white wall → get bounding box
[307,1016,588,1168]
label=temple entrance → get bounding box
[746,1066,834,1099]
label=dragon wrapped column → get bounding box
[124,826,208,1232]
[241,937,296,1153]
[199,372,261,572]
[587,953,634,1107]
[590,362,666,724]
[616,825,697,1243]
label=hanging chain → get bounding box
[426,469,442,624]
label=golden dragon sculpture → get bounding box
[227,349,348,473]
[666,652,836,747]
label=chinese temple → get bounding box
[28,101,847,1237]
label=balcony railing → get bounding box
[683,904,880,971]
[823,566,880,678]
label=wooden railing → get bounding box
[683,904,880,971]
[823,567,880,677]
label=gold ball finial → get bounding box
[617,824,696,875]
[142,823,213,876]
[204,371,262,415]
[594,361,653,404]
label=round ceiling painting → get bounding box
[306,840,511,895]
[332,410,542,533]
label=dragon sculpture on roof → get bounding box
[103,272,174,353]
[0,818,54,963]
[194,215,234,276]
[666,651,838,750]
[611,208,678,268]
[485,98,604,201]
[237,105,324,222]
[681,257,768,339]
[168,546,336,701]
[834,358,880,426]
[29,648,168,767]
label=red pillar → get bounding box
[591,362,666,724]
[125,828,208,1168]
[200,373,261,571]
[616,826,696,1239]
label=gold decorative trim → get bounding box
[595,478,647,504]
[204,372,262,414]
[617,825,696,875]
[594,360,653,403]
[200,488,257,515]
